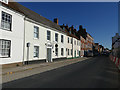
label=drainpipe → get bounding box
[72,37,73,59]
[22,17,26,65]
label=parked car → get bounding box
[87,50,93,57]
[102,52,110,56]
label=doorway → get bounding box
[47,48,52,62]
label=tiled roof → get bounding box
[2,2,65,33]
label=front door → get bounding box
[75,50,76,57]
[79,51,80,57]
[47,48,52,62]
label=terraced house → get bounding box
[0,1,25,66]
[0,2,68,67]
[60,24,81,59]
[0,1,94,67]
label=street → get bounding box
[2,56,120,88]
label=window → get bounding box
[68,37,69,43]
[55,33,58,42]
[63,27,65,31]
[0,39,11,57]
[69,30,71,34]
[55,47,58,56]
[71,49,73,55]
[77,50,79,55]
[68,49,69,55]
[74,40,76,45]
[61,48,64,56]
[1,11,12,31]
[34,46,39,58]
[47,30,51,40]
[34,26,39,39]
[61,35,64,43]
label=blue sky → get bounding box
[19,2,118,49]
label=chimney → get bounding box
[79,25,83,30]
[74,29,77,32]
[71,25,74,28]
[84,28,86,32]
[66,24,69,29]
[54,18,58,25]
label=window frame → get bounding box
[68,37,69,43]
[33,46,39,58]
[34,26,39,39]
[47,30,51,41]
[1,11,12,31]
[68,49,69,55]
[55,33,58,42]
[61,48,64,56]
[61,35,64,43]
[0,39,11,58]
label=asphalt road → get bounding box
[2,56,120,88]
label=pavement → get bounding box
[1,57,90,83]
[2,56,120,88]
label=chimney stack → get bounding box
[66,24,68,28]
[84,28,86,32]
[79,25,83,30]
[54,18,58,25]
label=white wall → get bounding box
[23,19,67,62]
[0,5,25,64]
[66,36,81,58]
[66,36,73,58]
[73,38,81,58]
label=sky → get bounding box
[19,2,118,49]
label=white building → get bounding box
[0,1,82,67]
[24,18,67,63]
[60,25,81,59]
[0,2,68,66]
[0,2,25,65]
[73,38,81,58]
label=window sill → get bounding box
[0,56,11,58]
[33,57,39,59]
[33,38,39,40]
[0,27,12,32]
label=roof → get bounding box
[87,32,93,39]
[1,2,65,33]
[60,25,80,40]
